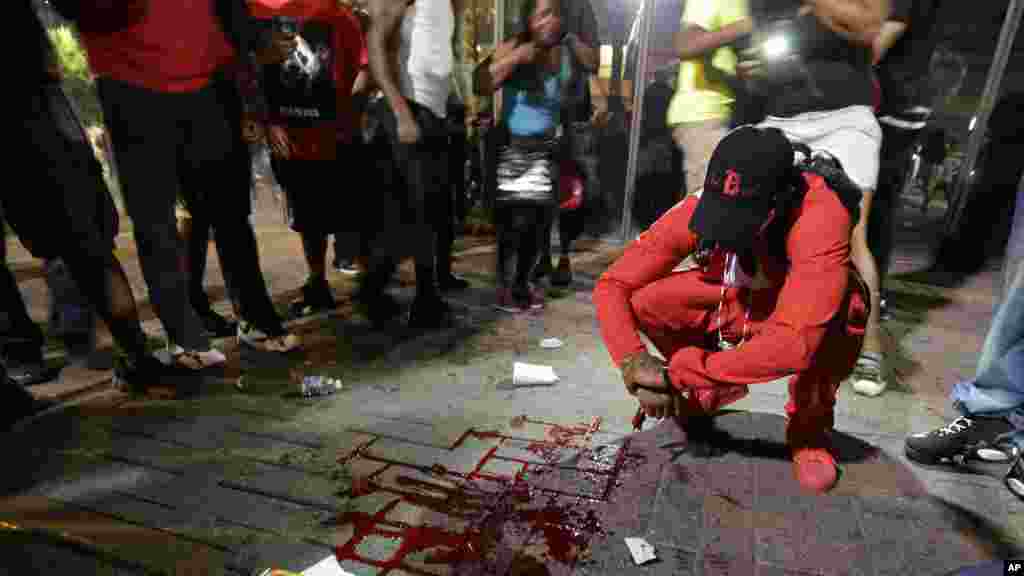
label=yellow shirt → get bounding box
[666,0,748,126]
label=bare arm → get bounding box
[673,19,752,61]
[474,39,533,96]
[871,20,907,64]
[368,0,413,123]
[805,0,888,47]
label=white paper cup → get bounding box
[512,362,559,386]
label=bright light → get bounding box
[762,36,789,59]
[969,116,977,131]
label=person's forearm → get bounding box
[675,20,752,61]
[805,0,887,46]
[368,19,411,120]
[486,45,530,92]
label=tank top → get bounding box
[502,46,573,138]
[398,0,454,119]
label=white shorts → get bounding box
[758,105,882,191]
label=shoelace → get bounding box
[935,416,973,437]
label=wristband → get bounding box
[662,366,673,390]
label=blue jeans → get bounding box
[952,262,1024,449]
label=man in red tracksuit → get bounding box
[594,126,868,493]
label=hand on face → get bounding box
[530,7,562,47]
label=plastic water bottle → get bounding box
[299,375,343,398]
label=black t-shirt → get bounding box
[875,0,942,114]
[748,1,874,118]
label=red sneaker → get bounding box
[792,446,838,493]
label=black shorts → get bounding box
[8,86,118,263]
[271,150,348,235]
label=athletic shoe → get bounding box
[906,415,1014,466]
[852,352,887,397]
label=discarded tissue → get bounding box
[624,537,657,565]
[512,362,559,387]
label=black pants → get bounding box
[869,122,920,292]
[3,85,148,361]
[936,142,1024,275]
[497,205,552,289]
[376,99,450,295]
[98,73,284,346]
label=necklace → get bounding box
[715,276,752,351]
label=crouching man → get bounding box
[593,126,869,493]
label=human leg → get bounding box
[869,124,918,295]
[907,266,1024,465]
[184,77,293,348]
[850,188,887,396]
[672,119,728,200]
[96,78,213,358]
[786,275,867,492]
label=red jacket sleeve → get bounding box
[593,198,700,366]
[667,174,853,391]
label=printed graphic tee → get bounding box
[249,0,366,160]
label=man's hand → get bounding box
[636,387,675,419]
[267,125,292,159]
[256,30,298,66]
[620,351,666,396]
[396,113,421,144]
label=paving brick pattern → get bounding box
[4,204,1022,574]
[317,411,1000,576]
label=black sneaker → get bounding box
[113,355,203,398]
[287,279,337,320]
[407,295,452,330]
[1005,455,1024,500]
[905,416,1014,466]
[199,309,237,339]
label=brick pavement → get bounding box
[3,202,1023,574]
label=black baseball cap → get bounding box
[689,126,795,251]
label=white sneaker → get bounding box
[238,321,301,353]
[851,352,887,397]
[155,342,225,369]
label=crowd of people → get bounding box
[4,0,1023,499]
[5,0,603,416]
[599,0,1024,498]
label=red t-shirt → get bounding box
[249,0,366,161]
[79,1,235,93]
